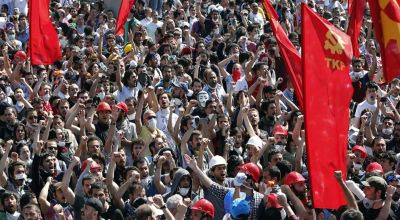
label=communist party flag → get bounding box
[302,3,353,209]
[116,0,135,36]
[263,0,304,110]
[368,0,400,82]
[347,0,366,57]
[28,0,62,65]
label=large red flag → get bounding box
[368,0,400,82]
[347,0,366,58]
[263,0,303,110]
[28,0,62,65]
[302,3,353,209]
[116,0,135,36]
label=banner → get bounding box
[116,0,135,36]
[28,0,62,65]
[302,3,353,209]
[347,0,366,57]
[368,0,400,82]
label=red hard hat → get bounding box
[352,145,367,159]
[239,163,260,182]
[14,51,27,61]
[96,102,111,112]
[284,171,306,186]
[115,102,128,113]
[192,199,214,218]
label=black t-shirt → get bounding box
[358,200,393,220]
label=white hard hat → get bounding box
[209,155,227,169]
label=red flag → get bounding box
[116,0,135,36]
[368,0,400,82]
[262,0,278,20]
[263,0,303,110]
[302,3,353,209]
[28,0,62,65]
[347,0,366,57]
[348,0,354,15]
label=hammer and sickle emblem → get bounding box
[324,30,346,55]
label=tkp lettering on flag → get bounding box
[324,30,346,71]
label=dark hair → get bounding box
[252,62,267,73]
[340,208,364,220]
[90,181,108,194]
[122,69,136,86]
[366,81,378,91]
[276,160,293,178]
[20,193,37,210]
[133,157,148,167]
[1,191,17,206]
[8,160,26,177]
[265,166,281,182]
[127,183,143,195]
[123,166,140,180]
[267,150,282,162]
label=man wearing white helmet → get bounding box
[205,155,235,220]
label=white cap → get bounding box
[246,136,263,149]
[209,155,227,169]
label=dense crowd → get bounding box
[0,0,398,219]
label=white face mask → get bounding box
[234,147,243,155]
[147,118,157,130]
[382,128,393,135]
[350,71,363,82]
[15,173,26,181]
[198,93,209,107]
[275,144,286,152]
[362,198,381,209]
[178,187,190,196]
[43,94,50,102]
[58,141,65,147]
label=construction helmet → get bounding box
[96,102,112,112]
[239,163,260,182]
[191,199,215,218]
[209,155,227,169]
[284,171,306,186]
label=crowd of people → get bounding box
[0,0,398,219]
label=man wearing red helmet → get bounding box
[191,199,215,220]
[283,171,309,206]
[185,154,263,220]
[86,101,112,144]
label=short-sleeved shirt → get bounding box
[207,183,263,220]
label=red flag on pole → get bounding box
[302,3,353,209]
[28,0,62,65]
[116,0,135,36]
[348,0,354,15]
[262,0,278,20]
[368,0,400,82]
[347,0,366,58]
[263,0,303,110]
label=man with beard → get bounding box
[0,106,18,140]
[22,204,42,220]
[155,92,178,148]
[115,69,140,102]
[238,107,268,140]
[283,172,308,206]
[203,68,226,101]
[204,155,234,220]
[155,65,175,93]
[0,141,30,196]
[0,191,20,219]
[259,100,277,136]
[185,154,263,220]
[358,176,396,220]
[366,136,386,157]
[86,101,112,144]
[354,81,379,128]
[30,152,58,196]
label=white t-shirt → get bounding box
[146,21,163,42]
[156,108,178,149]
[355,100,377,118]
[234,76,249,93]
[114,85,141,102]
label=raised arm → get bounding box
[38,177,53,216]
[0,140,12,187]
[180,127,194,156]
[184,154,213,188]
[135,92,147,135]
[281,185,307,219]
[115,57,123,91]
[333,171,358,210]
[154,156,168,194]
[376,186,396,220]
[61,156,80,205]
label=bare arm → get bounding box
[180,127,194,156]
[135,92,146,135]
[0,141,12,187]
[334,171,358,210]
[154,157,167,194]
[61,157,80,205]
[184,154,213,188]
[281,185,307,219]
[376,186,396,220]
[39,177,53,216]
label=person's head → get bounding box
[40,152,56,175]
[209,156,227,183]
[365,81,378,103]
[362,176,387,200]
[263,166,281,184]
[261,100,276,117]
[158,92,171,109]
[189,130,202,151]
[217,114,230,130]
[135,204,154,220]
[284,171,306,195]
[82,174,96,196]
[273,125,289,145]
[133,158,149,178]
[131,139,145,159]
[81,198,103,220]
[122,69,137,88]
[1,191,18,213]
[268,150,283,166]
[238,163,261,190]
[143,109,157,131]
[372,136,386,155]
[340,208,364,220]
[166,194,183,216]
[96,102,112,123]
[381,117,394,136]
[4,106,17,124]
[14,123,26,141]
[252,62,268,78]
[247,108,260,127]
[379,151,396,173]
[22,203,42,220]
[123,166,140,182]
[204,68,218,88]
[8,160,26,185]
[52,182,66,203]
[114,148,127,168]
[45,139,58,155]
[127,183,145,202]
[90,182,108,204]
[150,135,168,156]
[191,199,214,220]
[87,136,102,155]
